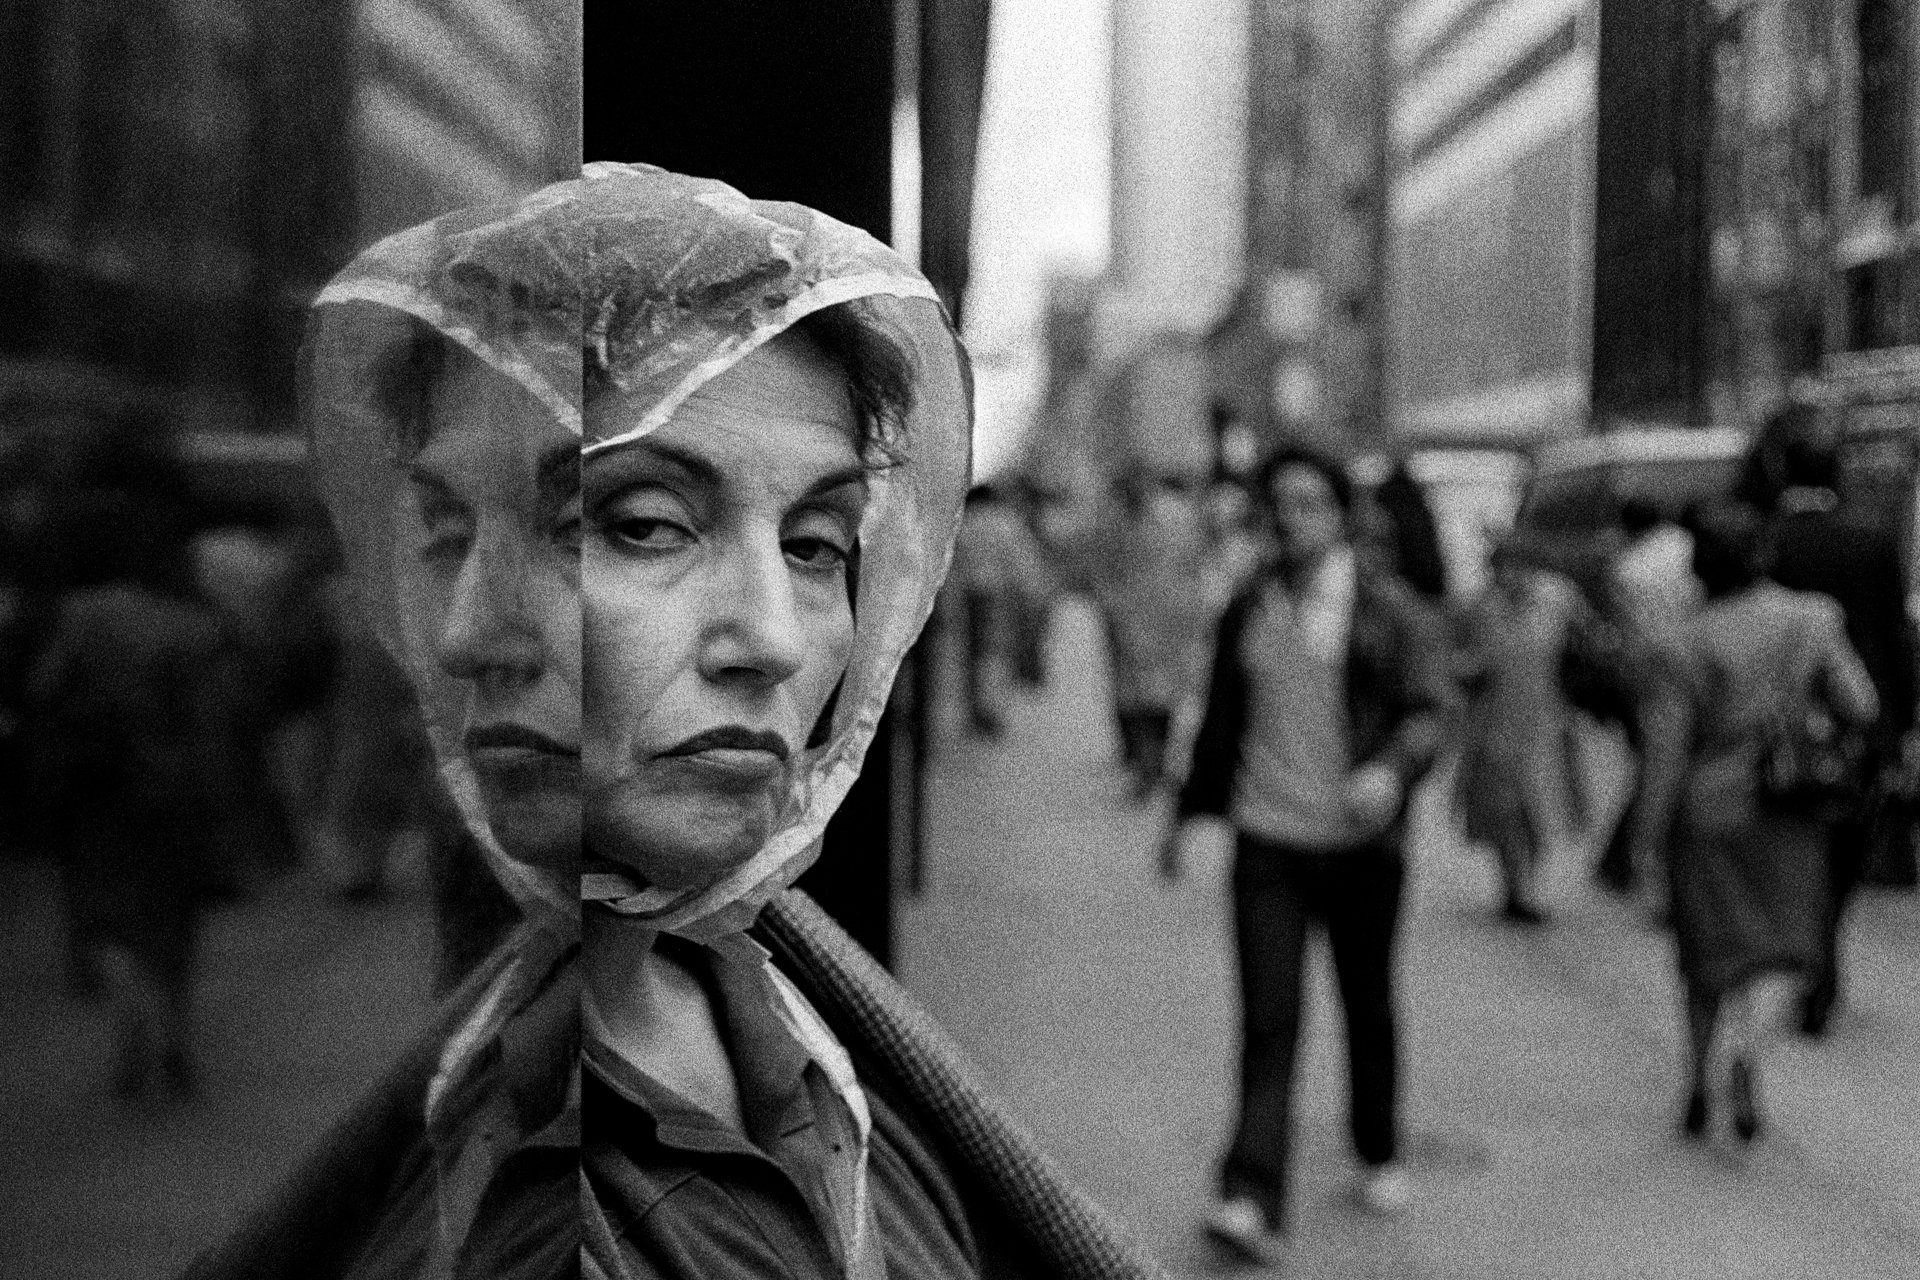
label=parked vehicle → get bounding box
[1507,427,1748,601]
[1803,352,1920,584]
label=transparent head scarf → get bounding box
[302,162,971,943]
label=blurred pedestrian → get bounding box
[1098,471,1214,803]
[1371,456,1449,601]
[1002,481,1058,690]
[1454,545,1594,924]
[27,472,236,1100]
[1593,497,1702,897]
[1631,501,1877,1142]
[944,483,1030,736]
[1169,446,1450,1263]
[1763,432,1915,1034]
[313,575,434,901]
[1201,478,1267,608]
[190,526,308,873]
[1733,405,1802,514]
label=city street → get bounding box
[0,856,438,1279]
[902,598,1920,1278]
[2,597,1916,1279]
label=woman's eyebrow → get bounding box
[597,437,719,489]
[804,467,869,500]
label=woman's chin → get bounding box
[483,794,584,874]
[585,788,775,894]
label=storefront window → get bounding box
[1857,0,1907,218]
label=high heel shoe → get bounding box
[1728,1058,1762,1143]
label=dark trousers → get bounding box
[963,590,1001,733]
[1595,708,1646,889]
[1116,710,1172,793]
[1806,809,1873,1025]
[1223,832,1405,1230]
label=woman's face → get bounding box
[396,347,582,871]
[583,332,866,891]
[1268,462,1347,567]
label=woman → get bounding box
[1631,501,1877,1142]
[186,165,1163,1280]
[1453,545,1594,925]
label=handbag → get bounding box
[1558,613,1635,726]
[1756,624,1870,822]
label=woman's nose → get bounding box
[436,523,546,690]
[701,538,806,687]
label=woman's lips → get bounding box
[464,724,581,777]
[657,726,790,784]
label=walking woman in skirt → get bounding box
[1631,501,1877,1141]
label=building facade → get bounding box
[1634,0,1920,429]
[0,0,573,456]
[1386,0,1599,446]
[1099,0,1245,479]
[1206,0,1393,460]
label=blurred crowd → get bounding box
[0,412,513,1105]
[8,384,1916,1261]
[940,406,1919,1257]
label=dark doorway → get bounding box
[583,0,902,964]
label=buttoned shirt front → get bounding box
[582,936,979,1280]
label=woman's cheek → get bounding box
[798,589,857,721]
[536,563,584,686]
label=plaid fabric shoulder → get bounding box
[757,891,1170,1280]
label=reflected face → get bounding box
[1268,462,1346,566]
[395,346,582,871]
[584,333,866,891]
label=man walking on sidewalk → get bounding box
[1166,446,1450,1263]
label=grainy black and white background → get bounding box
[3,1,1918,1276]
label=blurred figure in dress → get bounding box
[1454,544,1596,924]
[945,483,1045,737]
[1632,501,1876,1140]
[1097,471,1214,803]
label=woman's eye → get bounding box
[785,536,851,572]
[605,515,694,552]
[418,508,473,565]
[420,531,468,564]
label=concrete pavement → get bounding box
[0,855,438,1279]
[899,597,1920,1278]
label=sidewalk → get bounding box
[899,597,1920,1277]
[0,855,438,1279]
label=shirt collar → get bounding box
[582,932,881,1277]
